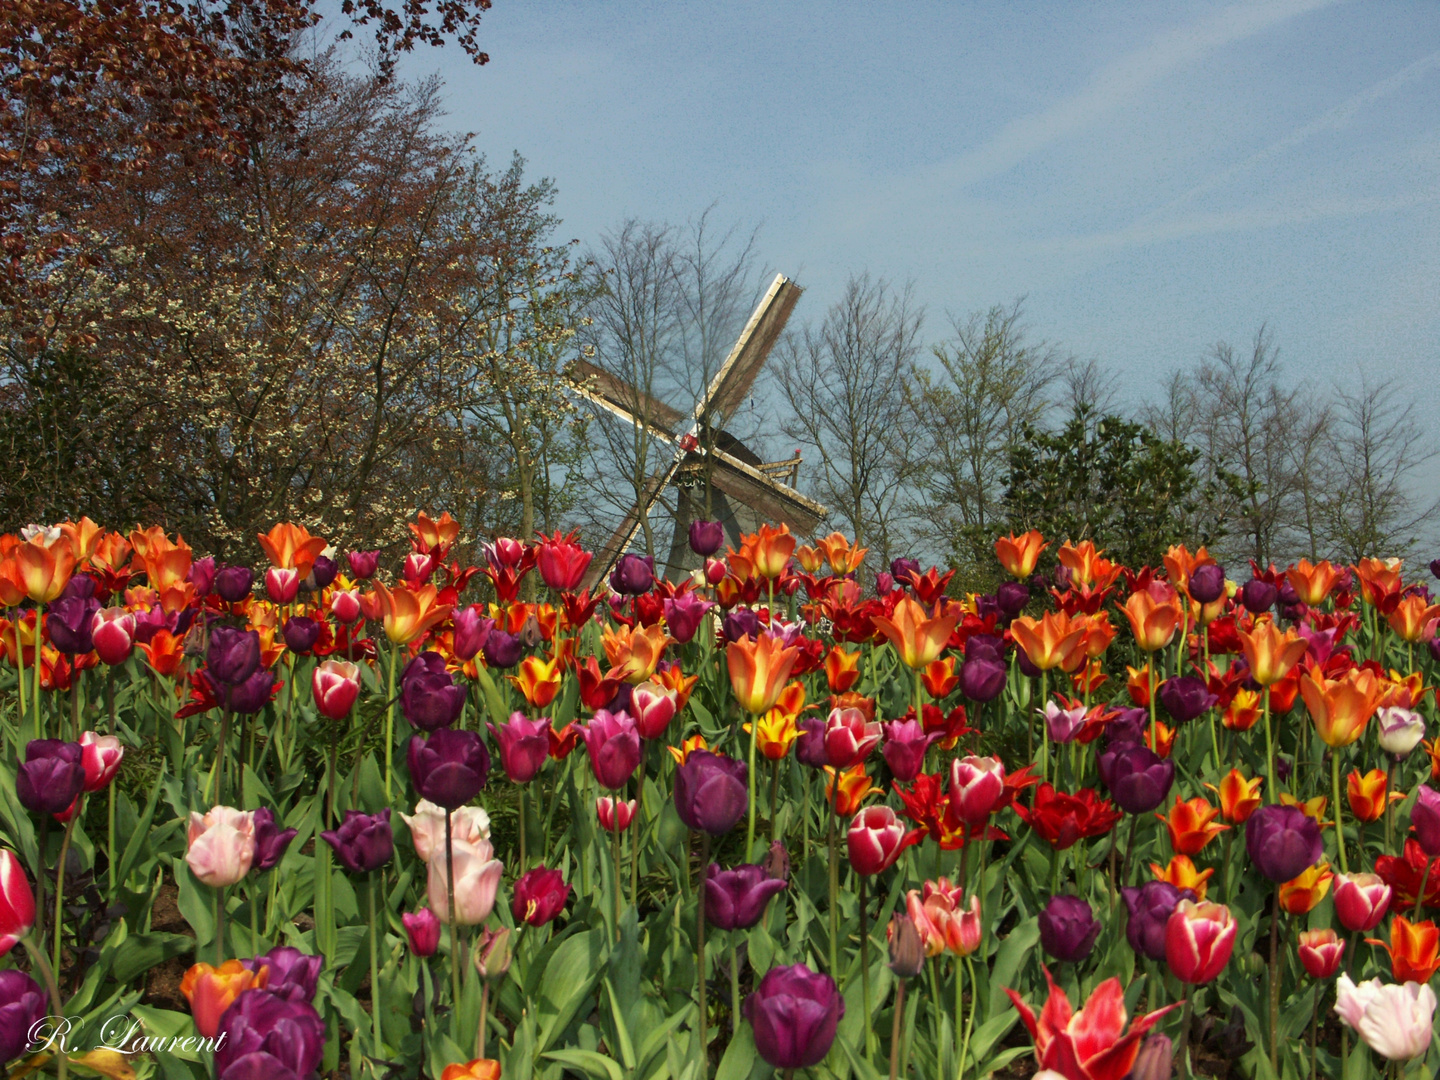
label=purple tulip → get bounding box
[663,592,714,644]
[674,749,747,835]
[610,553,655,595]
[995,580,1030,619]
[1187,564,1226,604]
[213,566,255,604]
[875,572,895,595]
[16,739,84,815]
[481,629,524,669]
[796,716,827,769]
[688,520,725,557]
[207,626,261,686]
[880,719,941,782]
[0,970,46,1064]
[1097,742,1174,815]
[47,594,99,654]
[722,608,761,643]
[488,713,551,784]
[973,594,1002,621]
[890,558,920,584]
[1411,785,1440,857]
[213,988,325,1080]
[1038,895,1101,962]
[321,809,394,874]
[1131,1034,1175,1080]
[225,669,276,715]
[578,709,642,791]
[252,807,298,872]
[1106,707,1148,745]
[763,840,791,881]
[244,946,322,1002]
[959,653,1007,703]
[281,616,320,655]
[400,653,466,731]
[1053,563,1074,591]
[1157,675,1217,724]
[452,606,492,663]
[347,551,379,579]
[408,729,490,809]
[1121,881,1193,961]
[704,863,788,930]
[1240,578,1277,614]
[59,573,97,601]
[743,964,845,1070]
[304,555,338,592]
[1245,803,1323,882]
[1276,580,1305,622]
[1016,647,1041,679]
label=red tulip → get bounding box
[1333,872,1393,933]
[78,731,123,792]
[90,607,136,665]
[823,706,881,769]
[536,531,592,592]
[265,567,301,604]
[1164,899,1236,984]
[630,681,678,740]
[1298,929,1344,979]
[312,660,361,721]
[331,589,362,624]
[402,908,441,956]
[511,865,572,926]
[596,797,636,833]
[846,806,912,876]
[947,755,1006,825]
[0,849,35,956]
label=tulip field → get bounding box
[4,518,1440,1080]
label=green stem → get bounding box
[953,955,964,1080]
[52,808,78,978]
[1269,895,1281,1074]
[729,934,741,1037]
[959,955,977,1080]
[828,785,840,979]
[1332,750,1349,874]
[889,978,905,1080]
[769,757,781,842]
[33,604,43,741]
[22,935,67,1080]
[1262,692,1277,803]
[746,709,759,860]
[613,800,624,940]
[697,833,710,1071]
[216,885,225,964]
[446,814,460,1014]
[479,980,489,1059]
[860,876,872,1062]
[385,642,399,800]
[369,875,383,1055]
[1040,668,1049,784]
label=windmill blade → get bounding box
[692,273,802,431]
[568,359,687,431]
[581,456,687,592]
[705,448,827,536]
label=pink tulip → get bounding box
[185,807,257,887]
[823,707,882,769]
[1164,900,1236,984]
[630,681,678,740]
[265,567,300,604]
[90,608,136,665]
[426,839,503,925]
[402,909,441,956]
[0,849,36,956]
[905,878,981,957]
[597,797,637,833]
[1333,872,1392,933]
[312,660,361,720]
[847,806,910,876]
[78,731,123,792]
[400,801,491,863]
[1335,974,1436,1061]
[947,755,1006,825]
[331,589,362,624]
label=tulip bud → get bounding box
[673,749,747,834]
[473,926,513,981]
[1188,564,1226,604]
[596,796,636,832]
[1298,928,1344,979]
[186,807,257,887]
[252,806,298,872]
[887,914,925,978]
[847,806,909,875]
[403,909,441,956]
[312,660,361,721]
[90,607,136,665]
[704,558,726,585]
[1164,899,1236,984]
[482,628,524,669]
[1378,707,1426,758]
[1038,895,1101,963]
[266,567,301,604]
[947,755,1005,825]
[347,551,380,579]
[452,605,490,662]
[213,565,255,603]
[207,626,261,687]
[1333,872,1393,932]
[763,841,791,882]
[610,553,654,596]
[688,520,724,557]
[875,571,895,595]
[630,681,678,740]
[1129,1034,1174,1080]
[1240,578,1277,613]
[1245,803,1324,882]
[744,965,844,1071]
[282,615,320,654]
[305,555,338,591]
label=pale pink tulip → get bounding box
[185,806,257,887]
[400,800,491,863]
[1336,974,1436,1060]
[426,838,503,925]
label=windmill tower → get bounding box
[568,273,827,588]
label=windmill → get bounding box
[569,272,827,589]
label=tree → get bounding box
[777,273,924,565]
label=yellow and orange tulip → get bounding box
[1158,795,1229,856]
[1301,665,1382,748]
[1286,559,1339,607]
[1122,584,1182,653]
[727,632,802,715]
[1238,619,1308,687]
[994,530,1047,579]
[872,595,958,670]
[1150,855,1212,901]
[1278,863,1333,915]
[601,623,671,685]
[256,522,328,578]
[374,581,452,646]
[1011,609,1087,672]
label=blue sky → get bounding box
[396,0,1440,417]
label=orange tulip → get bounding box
[994,530,1047,579]
[1207,769,1265,824]
[727,633,802,714]
[1346,768,1397,824]
[0,612,38,667]
[653,665,699,711]
[831,691,876,722]
[1070,658,1108,696]
[1126,664,1151,706]
[411,511,461,557]
[922,656,959,699]
[1367,915,1440,983]
[0,557,26,608]
[1222,688,1262,732]
[90,531,131,574]
[1144,719,1176,759]
[1286,559,1339,607]
[1425,738,1440,780]
[817,532,868,575]
[750,523,796,581]
[1150,855,1212,901]
[13,534,76,603]
[1056,540,1119,590]
[602,623,672,685]
[824,763,882,816]
[508,656,562,709]
[795,544,824,574]
[872,595,958,670]
[138,629,187,678]
[58,517,103,564]
[1387,594,1440,643]
[825,646,862,693]
[1301,665,1382,748]
[1163,543,1215,597]
[181,959,269,1038]
[374,581,452,646]
[667,734,708,766]
[1354,557,1403,607]
[441,1060,502,1080]
[137,532,193,591]
[1077,612,1117,659]
[1279,863,1333,915]
[1158,796,1229,856]
[1378,669,1429,711]
[1121,583,1182,652]
[1011,610,1087,672]
[1238,619,1308,687]
[256,523,328,578]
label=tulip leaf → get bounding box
[115,780,167,887]
[962,1010,1017,1069]
[110,930,194,984]
[536,927,608,1052]
[0,759,39,872]
[172,856,215,945]
[541,1049,624,1080]
[602,978,637,1070]
[984,915,1039,1018]
[474,665,511,731]
[715,1022,757,1080]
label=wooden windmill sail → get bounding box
[569,273,827,588]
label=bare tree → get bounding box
[777,273,925,564]
[1059,357,1121,420]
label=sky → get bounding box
[393,0,1440,420]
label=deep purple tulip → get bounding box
[1239,578,1277,614]
[16,739,84,815]
[244,946,322,1002]
[1122,881,1192,961]
[1097,742,1174,814]
[1274,755,1293,784]
[610,553,655,596]
[400,653,466,731]
[225,668,276,715]
[743,964,845,1070]
[959,654,1007,703]
[320,809,394,874]
[213,988,325,1080]
[452,606,492,663]
[481,629,524,669]
[704,863,788,930]
[973,594,1002,621]
[688,520,725,557]
[1038,895,1101,962]
[663,592,714,644]
[1016,648,1041,679]
[722,608,761,643]
[1245,803,1324,882]
[282,616,320,655]
[59,573,97,601]
[252,807,298,872]
[674,749,747,835]
[1431,559,1440,581]
[408,729,490,809]
[880,719,940,783]
[213,566,255,604]
[207,626,261,686]
[577,710,642,791]
[964,634,1004,662]
[488,713,551,784]
[796,716,827,769]
[890,558,920,584]
[347,551,380,579]
[1053,563,1074,591]
[1157,675,1217,724]
[995,580,1030,620]
[1411,785,1440,857]
[1106,707,1148,745]
[304,555,338,592]
[1187,564,1226,604]
[0,970,46,1064]
[47,595,99,654]
[187,557,216,597]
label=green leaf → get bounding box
[111,931,195,984]
[985,915,1039,1018]
[536,927,607,1052]
[172,857,215,945]
[541,1049,623,1080]
[474,666,511,730]
[602,979,637,1071]
[715,1020,756,1080]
